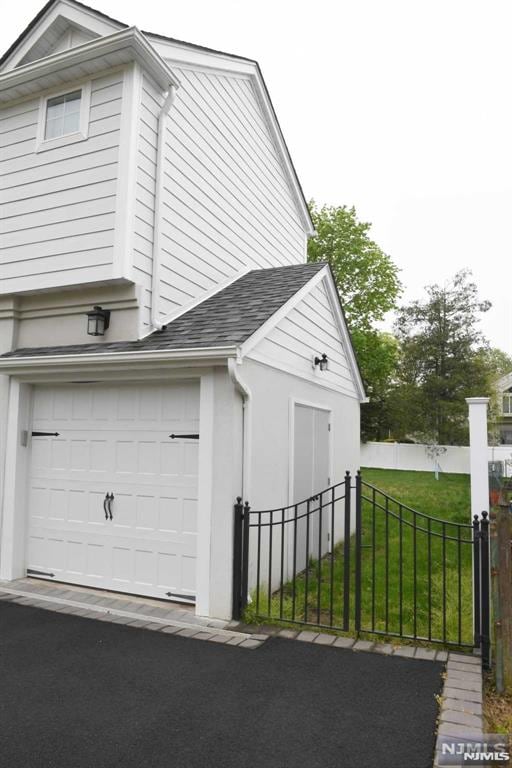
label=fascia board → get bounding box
[145,34,315,238]
[241,265,367,403]
[498,371,512,391]
[0,27,180,103]
[240,266,329,358]
[322,270,368,403]
[251,68,315,237]
[0,345,237,373]
[1,0,125,72]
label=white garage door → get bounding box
[26,381,199,603]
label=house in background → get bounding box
[0,0,365,620]
[497,372,512,444]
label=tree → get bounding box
[307,203,402,439]
[308,202,402,334]
[391,270,493,445]
[353,329,399,441]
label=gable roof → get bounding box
[0,0,123,67]
[1,264,325,359]
[499,372,512,393]
[0,0,314,234]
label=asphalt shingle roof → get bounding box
[2,263,326,359]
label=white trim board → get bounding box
[0,0,122,72]
[35,78,91,152]
[0,27,181,106]
[241,267,366,402]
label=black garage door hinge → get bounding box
[166,591,196,602]
[31,431,60,437]
[169,434,199,440]
[27,569,55,578]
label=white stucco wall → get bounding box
[240,358,361,592]
[242,359,360,510]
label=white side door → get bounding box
[292,403,331,572]
[26,381,199,602]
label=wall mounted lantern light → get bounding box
[314,353,329,372]
[86,306,111,336]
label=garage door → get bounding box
[26,381,199,603]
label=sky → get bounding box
[2,0,511,354]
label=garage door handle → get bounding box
[107,493,114,521]
[103,494,109,520]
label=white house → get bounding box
[497,372,512,444]
[0,0,365,620]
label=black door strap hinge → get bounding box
[27,569,55,578]
[31,431,60,437]
[169,434,199,439]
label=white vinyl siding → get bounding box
[155,67,306,318]
[0,71,123,293]
[248,279,358,398]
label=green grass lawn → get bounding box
[247,468,475,647]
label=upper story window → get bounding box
[503,392,512,416]
[45,90,81,139]
[36,81,91,152]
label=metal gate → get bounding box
[232,471,491,665]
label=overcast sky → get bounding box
[3,0,511,354]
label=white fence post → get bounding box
[466,397,490,520]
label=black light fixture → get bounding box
[86,305,111,336]
[314,353,329,372]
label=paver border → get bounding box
[229,620,484,768]
[1,584,485,764]
[0,587,262,649]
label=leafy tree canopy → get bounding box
[307,202,402,334]
[307,202,402,440]
[390,270,494,445]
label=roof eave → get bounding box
[0,345,238,373]
[0,25,180,103]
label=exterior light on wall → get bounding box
[314,353,329,372]
[86,306,111,336]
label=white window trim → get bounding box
[35,80,91,153]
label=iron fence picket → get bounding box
[233,472,486,652]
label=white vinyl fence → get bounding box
[361,441,512,476]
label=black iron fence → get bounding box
[233,471,491,664]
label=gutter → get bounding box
[0,345,237,372]
[228,356,252,501]
[0,27,180,101]
[151,84,177,331]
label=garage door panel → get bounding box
[181,555,197,592]
[66,539,86,575]
[183,443,199,477]
[27,382,199,602]
[182,498,198,534]
[68,489,88,523]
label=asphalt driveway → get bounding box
[0,601,443,768]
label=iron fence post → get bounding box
[241,501,250,617]
[232,497,244,620]
[472,514,481,649]
[343,471,351,631]
[480,511,491,669]
[355,470,362,632]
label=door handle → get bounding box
[103,493,109,520]
[107,492,114,521]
